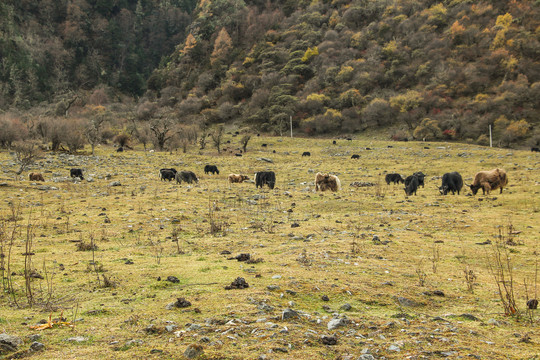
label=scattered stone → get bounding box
[388,344,401,352]
[220,250,231,255]
[267,285,280,291]
[225,277,249,290]
[28,334,41,342]
[30,342,45,352]
[320,335,337,345]
[66,336,87,343]
[423,290,445,297]
[328,318,348,330]
[0,333,23,352]
[321,295,329,301]
[109,181,121,186]
[340,303,352,311]
[357,355,376,360]
[282,308,299,320]
[183,343,204,359]
[396,296,422,307]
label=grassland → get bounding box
[0,136,539,360]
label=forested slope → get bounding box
[1,0,540,146]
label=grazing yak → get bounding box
[29,173,45,181]
[302,151,311,157]
[228,174,249,183]
[404,174,419,196]
[255,171,276,189]
[351,154,360,159]
[70,168,84,180]
[532,147,540,152]
[468,168,508,195]
[159,168,177,181]
[176,171,199,184]
[315,172,341,192]
[204,165,219,175]
[385,173,404,185]
[439,172,463,195]
[413,171,426,187]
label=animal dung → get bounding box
[225,277,249,290]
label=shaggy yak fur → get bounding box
[468,168,508,195]
[228,174,249,183]
[315,172,341,192]
[29,173,45,181]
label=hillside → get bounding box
[1,0,540,147]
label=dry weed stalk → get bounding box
[431,242,440,274]
[416,259,427,286]
[463,266,477,293]
[486,231,519,317]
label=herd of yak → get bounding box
[153,165,508,197]
[26,158,509,197]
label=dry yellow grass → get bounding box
[0,136,538,359]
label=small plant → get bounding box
[431,243,440,274]
[416,260,427,286]
[486,231,519,317]
[463,266,477,293]
[171,226,184,254]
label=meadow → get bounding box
[0,135,539,360]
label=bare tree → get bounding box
[13,141,42,176]
[211,125,224,154]
[241,134,251,153]
[85,110,108,156]
[149,116,179,151]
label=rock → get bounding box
[282,308,299,320]
[267,285,280,291]
[66,336,87,343]
[30,342,45,352]
[165,325,178,332]
[388,344,401,351]
[166,297,191,310]
[487,318,500,326]
[357,355,376,360]
[321,295,329,301]
[110,181,121,186]
[28,334,41,342]
[257,303,274,312]
[328,318,348,330]
[0,333,23,352]
[321,335,337,345]
[184,344,204,359]
[396,296,422,307]
[340,303,352,311]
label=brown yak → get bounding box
[29,173,45,181]
[315,172,341,192]
[228,174,249,183]
[468,168,508,195]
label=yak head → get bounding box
[468,184,481,195]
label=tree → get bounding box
[84,106,109,156]
[211,27,233,65]
[211,125,224,154]
[12,141,42,176]
[149,116,179,151]
[413,118,442,140]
